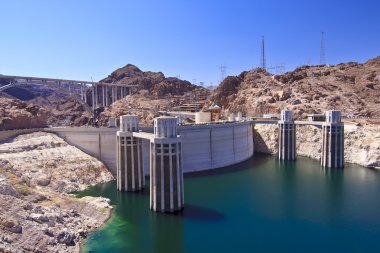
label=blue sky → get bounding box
[0,0,379,86]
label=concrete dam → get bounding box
[0,110,344,176]
[0,110,344,213]
[0,121,255,176]
[43,121,255,176]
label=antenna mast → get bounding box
[320,32,326,65]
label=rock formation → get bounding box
[0,97,48,131]
[0,132,114,252]
[100,64,203,97]
[98,64,209,126]
[1,64,210,128]
[1,84,92,127]
[253,124,380,168]
[205,56,380,119]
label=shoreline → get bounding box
[0,132,115,252]
[78,204,114,253]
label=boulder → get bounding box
[56,230,75,246]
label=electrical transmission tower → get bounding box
[219,65,227,82]
[260,36,266,70]
[320,32,326,65]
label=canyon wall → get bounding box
[0,132,114,252]
[253,124,380,168]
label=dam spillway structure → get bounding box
[116,115,145,192]
[321,110,344,168]
[278,110,296,160]
[150,116,184,213]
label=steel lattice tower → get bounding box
[260,36,266,70]
[219,65,227,82]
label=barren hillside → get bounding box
[1,85,92,127]
[98,64,210,126]
[0,132,113,252]
[205,56,380,118]
[0,97,48,131]
[100,64,206,97]
[1,64,210,128]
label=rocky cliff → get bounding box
[1,64,210,128]
[98,64,210,126]
[253,124,380,168]
[0,132,114,252]
[98,88,209,126]
[206,56,380,118]
[100,64,206,98]
[0,97,48,131]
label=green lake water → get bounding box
[76,154,380,253]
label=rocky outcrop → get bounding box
[0,132,114,252]
[206,56,380,118]
[253,124,278,154]
[100,64,206,98]
[98,88,210,126]
[28,91,92,127]
[0,98,48,130]
[97,64,210,126]
[253,123,380,168]
[1,84,92,127]
[1,64,210,128]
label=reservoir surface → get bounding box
[77,154,380,253]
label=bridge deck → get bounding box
[0,74,138,87]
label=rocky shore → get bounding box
[253,123,380,168]
[0,132,114,252]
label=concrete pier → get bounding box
[278,110,296,160]
[102,85,105,106]
[321,111,344,168]
[116,115,145,191]
[91,85,95,110]
[105,86,109,106]
[150,117,184,213]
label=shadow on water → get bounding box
[112,184,224,222]
[176,204,225,221]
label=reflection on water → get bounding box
[78,154,380,253]
[149,211,184,253]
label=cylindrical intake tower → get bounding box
[150,116,184,213]
[116,115,145,191]
[321,110,344,168]
[278,110,296,160]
